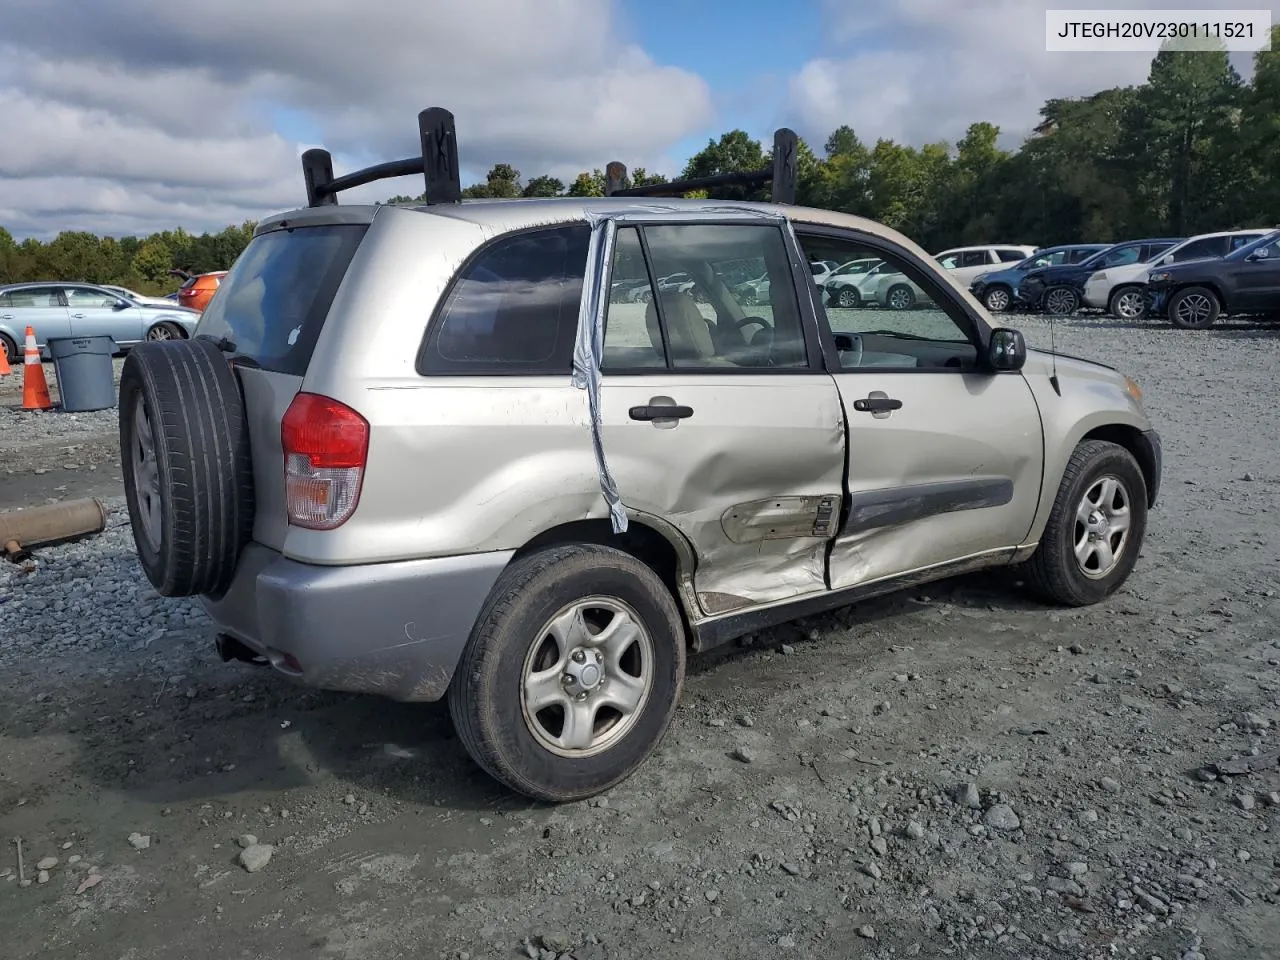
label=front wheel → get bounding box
[983,286,1012,312]
[834,287,860,308]
[448,544,686,803]
[1108,286,1147,321]
[885,284,915,310]
[1168,286,1221,330]
[1024,440,1148,607]
[1043,286,1079,315]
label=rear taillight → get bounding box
[281,392,370,530]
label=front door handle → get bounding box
[629,403,694,422]
[72,313,85,319]
[853,396,902,413]
[0,313,13,319]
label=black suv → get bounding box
[1017,238,1183,314]
[1146,230,1280,329]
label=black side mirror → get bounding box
[987,327,1026,371]
[114,299,131,310]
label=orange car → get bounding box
[176,271,227,312]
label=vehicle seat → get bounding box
[645,292,734,366]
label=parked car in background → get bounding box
[934,245,1039,287]
[1016,238,1183,314]
[102,283,181,309]
[0,281,200,363]
[969,243,1111,312]
[808,259,841,285]
[176,270,227,312]
[1083,229,1271,320]
[819,258,883,306]
[1145,229,1280,329]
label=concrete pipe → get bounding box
[0,498,108,563]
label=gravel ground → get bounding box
[2,312,1279,960]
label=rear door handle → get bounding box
[629,403,694,422]
[853,396,902,413]
[72,313,85,319]
[0,314,13,319]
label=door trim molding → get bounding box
[842,477,1014,535]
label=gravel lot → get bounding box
[2,312,1279,960]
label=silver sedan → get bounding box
[0,281,201,363]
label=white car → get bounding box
[934,245,1039,287]
[1082,229,1272,319]
[819,258,883,306]
[103,284,182,309]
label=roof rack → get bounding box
[299,107,799,208]
[302,107,462,207]
[605,127,799,205]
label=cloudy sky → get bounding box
[1,0,1274,240]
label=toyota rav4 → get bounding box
[117,109,1162,803]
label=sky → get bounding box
[0,0,1274,241]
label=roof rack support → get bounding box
[418,107,461,205]
[602,126,800,204]
[302,149,338,207]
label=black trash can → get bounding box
[47,336,117,412]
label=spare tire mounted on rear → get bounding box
[118,337,255,599]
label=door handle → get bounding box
[0,313,13,319]
[853,396,902,413]
[72,313,85,319]
[629,403,694,422]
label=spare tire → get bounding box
[118,337,255,598]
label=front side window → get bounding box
[421,223,591,375]
[796,231,979,371]
[1169,238,1222,262]
[1100,246,1141,268]
[601,222,809,372]
[65,287,120,309]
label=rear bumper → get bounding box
[201,543,514,702]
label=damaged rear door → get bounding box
[594,216,846,616]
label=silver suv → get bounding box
[118,109,1162,802]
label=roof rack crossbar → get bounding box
[302,107,462,208]
[603,127,799,205]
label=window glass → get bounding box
[797,233,979,372]
[936,253,960,270]
[0,286,62,307]
[1100,246,1140,268]
[66,287,120,308]
[603,223,809,371]
[961,250,991,268]
[1169,238,1222,262]
[423,224,590,375]
[995,249,1025,262]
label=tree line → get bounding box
[2,34,1275,293]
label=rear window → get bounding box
[195,224,367,375]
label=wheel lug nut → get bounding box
[576,691,588,701]
[571,649,586,664]
[594,651,602,663]
[562,674,573,685]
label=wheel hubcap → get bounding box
[1116,292,1144,319]
[149,326,172,340]
[889,289,910,309]
[839,290,856,307]
[521,597,654,758]
[1047,290,1074,314]
[132,400,162,551]
[1175,294,1211,325]
[987,289,1009,311]
[1073,475,1131,579]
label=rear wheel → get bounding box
[1168,286,1221,330]
[1024,440,1148,607]
[834,287,860,308]
[118,338,255,598]
[146,321,185,342]
[449,544,686,802]
[885,284,915,310]
[0,332,17,366]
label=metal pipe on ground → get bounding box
[0,498,108,563]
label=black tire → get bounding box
[146,321,185,342]
[885,284,915,310]
[1024,440,1148,607]
[983,285,1012,312]
[448,543,686,803]
[1108,285,1147,321]
[0,332,17,366]
[1167,286,1221,330]
[1043,286,1079,315]
[118,338,255,598]
[832,286,860,308]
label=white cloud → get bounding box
[789,0,1276,152]
[0,0,713,240]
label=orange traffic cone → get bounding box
[22,325,52,411]
[0,344,11,376]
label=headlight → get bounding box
[1148,272,1171,283]
[1124,376,1143,403]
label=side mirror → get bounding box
[987,327,1026,371]
[114,298,131,309]
[1246,248,1270,261]
[1160,254,1173,265]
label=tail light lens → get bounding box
[281,392,369,530]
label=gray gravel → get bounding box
[2,310,1280,960]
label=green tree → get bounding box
[522,175,564,197]
[133,240,174,283]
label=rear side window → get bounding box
[196,224,367,376]
[418,223,591,375]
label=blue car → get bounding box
[1016,238,1183,314]
[969,244,1111,312]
